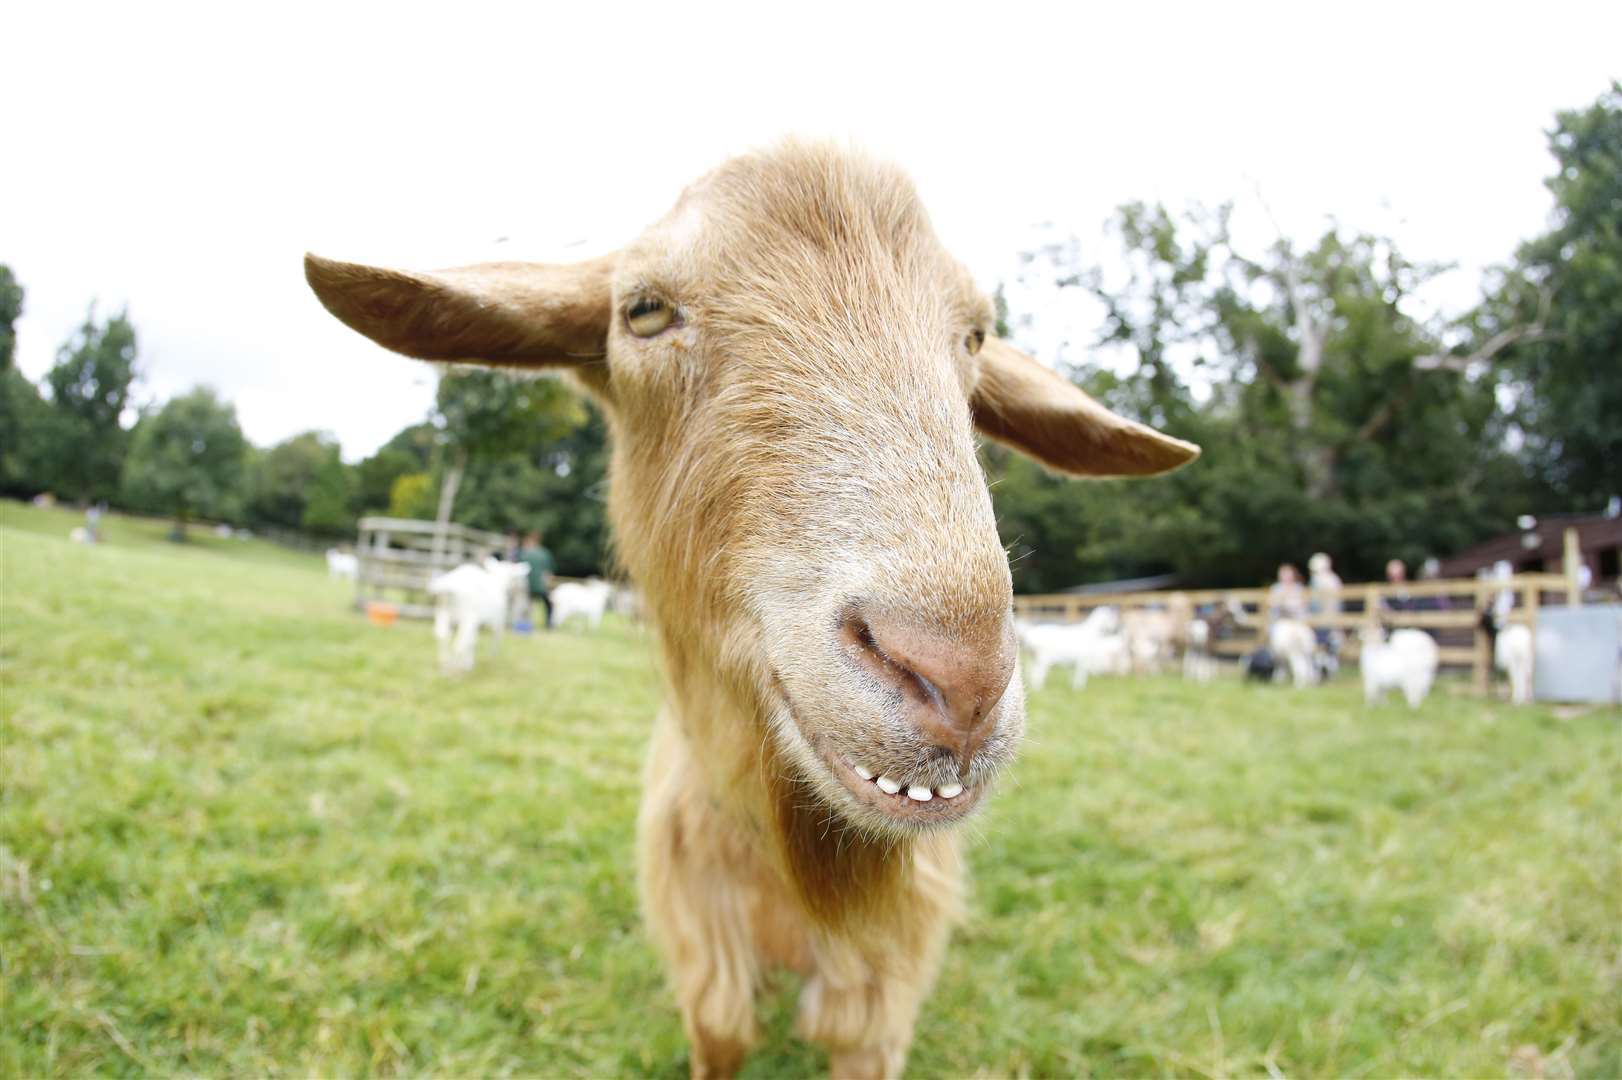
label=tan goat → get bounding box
[304,141,1198,1078]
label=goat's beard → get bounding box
[758,724,913,928]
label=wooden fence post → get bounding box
[1471,579,1490,697]
[1563,526,1582,606]
[1524,579,1540,693]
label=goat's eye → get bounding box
[965,329,986,356]
[626,296,675,337]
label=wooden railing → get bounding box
[1013,572,1581,695]
[352,516,511,619]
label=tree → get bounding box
[0,267,72,498]
[120,387,248,537]
[359,382,607,573]
[450,402,612,576]
[388,472,436,519]
[44,307,139,502]
[352,422,434,516]
[246,430,345,530]
[0,372,61,497]
[301,453,356,536]
[1473,82,1622,511]
[426,370,586,556]
[990,206,1528,590]
[0,266,49,494]
[0,265,20,371]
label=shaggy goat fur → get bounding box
[305,141,1198,1078]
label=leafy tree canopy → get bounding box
[990,205,1530,591]
[43,306,139,502]
[0,266,53,494]
[388,472,436,520]
[449,402,611,577]
[1475,81,1621,511]
[0,265,21,371]
[352,422,435,517]
[120,387,248,534]
[424,369,588,527]
[247,430,344,531]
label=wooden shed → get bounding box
[1435,512,1622,591]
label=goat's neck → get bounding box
[658,635,942,932]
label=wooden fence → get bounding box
[1013,572,1583,695]
[351,516,510,619]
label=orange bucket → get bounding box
[366,602,400,627]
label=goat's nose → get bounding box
[841,608,1017,774]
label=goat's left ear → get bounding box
[971,336,1200,476]
[303,253,616,369]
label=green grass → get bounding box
[3,500,1618,1078]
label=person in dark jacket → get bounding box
[519,530,556,628]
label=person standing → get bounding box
[1384,559,1411,612]
[1415,557,1450,611]
[1308,552,1343,615]
[1268,563,1308,622]
[1307,552,1344,654]
[519,530,556,628]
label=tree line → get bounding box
[0,293,611,574]
[2,86,1615,589]
[987,84,1618,590]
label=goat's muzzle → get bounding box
[839,605,1017,776]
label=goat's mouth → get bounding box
[769,675,990,829]
[817,743,985,827]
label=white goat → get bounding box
[1494,621,1535,705]
[1182,618,1218,683]
[550,578,614,630]
[429,559,528,674]
[607,583,644,621]
[1361,627,1439,708]
[1269,618,1319,688]
[326,548,359,580]
[1018,607,1126,690]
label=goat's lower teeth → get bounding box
[906,785,932,802]
[875,775,901,794]
[853,763,874,780]
[936,782,963,799]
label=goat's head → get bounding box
[305,142,1196,840]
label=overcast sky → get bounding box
[6,2,1617,461]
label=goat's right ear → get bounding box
[303,253,616,369]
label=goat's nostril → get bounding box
[842,612,944,708]
[852,617,880,658]
[840,607,1016,771]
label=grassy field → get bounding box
[3,500,1618,1078]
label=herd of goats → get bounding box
[1016,594,1535,708]
[329,548,1535,705]
[328,548,623,675]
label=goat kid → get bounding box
[429,559,527,675]
[1360,625,1440,708]
[1182,618,1218,683]
[305,142,1198,1078]
[1480,609,1535,704]
[1268,618,1319,688]
[550,578,614,630]
[327,548,359,581]
[1017,607,1127,690]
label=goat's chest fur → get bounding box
[637,704,963,1073]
